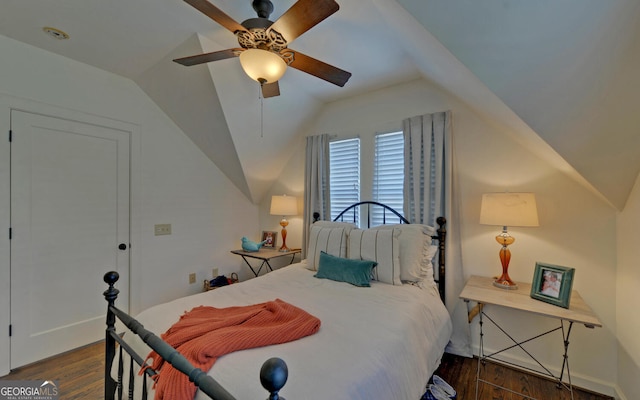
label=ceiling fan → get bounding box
[173,0,352,98]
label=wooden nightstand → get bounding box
[460,275,602,400]
[230,248,301,277]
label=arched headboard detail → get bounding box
[332,200,410,227]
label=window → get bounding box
[373,132,404,225]
[329,132,404,228]
[329,138,360,223]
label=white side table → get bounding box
[460,275,602,400]
[231,248,301,277]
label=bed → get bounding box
[103,202,452,400]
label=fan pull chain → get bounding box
[258,83,264,138]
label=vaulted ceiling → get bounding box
[2,0,639,209]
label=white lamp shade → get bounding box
[270,195,298,216]
[239,49,287,84]
[479,192,539,227]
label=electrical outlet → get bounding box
[212,267,219,278]
[189,273,196,284]
[154,224,171,236]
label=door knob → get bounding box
[118,243,127,250]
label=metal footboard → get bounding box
[103,271,288,400]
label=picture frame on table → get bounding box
[530,262,575,308]
[261,231,278,249]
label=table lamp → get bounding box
[479,192,539,289]
[270,195,298,252]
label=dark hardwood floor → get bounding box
[0,341,104,400]
[0,344,613,400]
[433,352,614,400]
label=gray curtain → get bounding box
[403,111,472,357]
[302,134,331,258]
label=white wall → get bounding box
[257,135,306,269]
[0,35,259,375]
[272,78,620,396]
[616,174,640,400]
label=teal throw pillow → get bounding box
[314,251,376,287]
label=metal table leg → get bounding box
[239,255,273,277]
[474,305,575,400]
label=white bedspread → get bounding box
[124,263,452,400]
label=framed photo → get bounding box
[530,262,575,308]
[261,231,278,249]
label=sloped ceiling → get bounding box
[397,0,640,210]
[135,34,252,200]
[1,0,638,209]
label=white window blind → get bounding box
[329,138,360,224]
[372,131,404,225]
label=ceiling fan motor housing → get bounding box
[252,0,275,19]
[237,14,290,67]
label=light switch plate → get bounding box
[154,224,171,236]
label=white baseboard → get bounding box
[612,384,628,400]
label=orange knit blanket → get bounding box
[144,299,321,400]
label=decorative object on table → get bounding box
[479,192,539,290]
[241,236,267,252]
[530,262,575,308]
[261,231,278,249]
[270,194,298,252]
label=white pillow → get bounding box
[420,244,439,287]
[372,224,438,286]
[372,223,435,236]
[348,229,402,286]
[306,225,348,271]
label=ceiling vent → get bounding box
[42,27,69,40]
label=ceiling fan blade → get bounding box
[288,50,351,87]
[268,0,339,43]
[183,0,247,33]
[173,48,242,66]
[261,81,280,98]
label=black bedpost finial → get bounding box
[103,271,120,304]
[260,357,288,400]
[103,271,120,400]
[313,212,320,223]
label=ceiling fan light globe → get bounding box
[239,49,287,84]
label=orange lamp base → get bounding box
[493,234,518,290]
[279,219,290,252]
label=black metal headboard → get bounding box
[332,200,410,227]
[313,201,447,303]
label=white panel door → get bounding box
[10,110,130,368]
